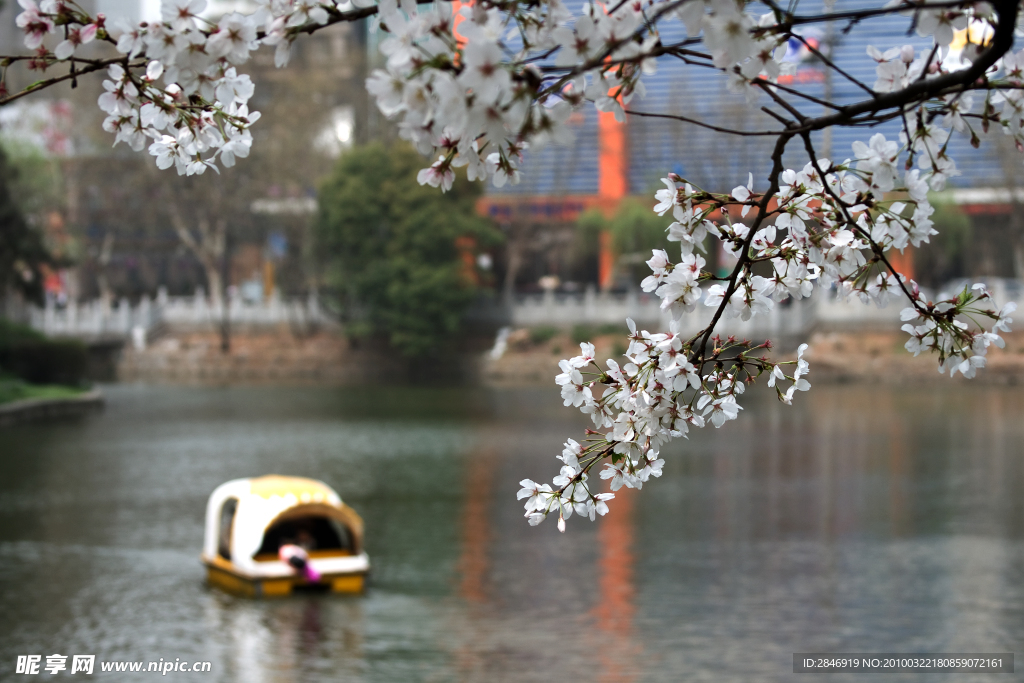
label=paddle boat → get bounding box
[201,475,369,597]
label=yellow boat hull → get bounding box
[204,560,366,597]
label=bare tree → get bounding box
[165,200,227,308]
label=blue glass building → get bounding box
[488,0,1009,203]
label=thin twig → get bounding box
[689,132,794,367]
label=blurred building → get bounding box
[482,0,1024,293]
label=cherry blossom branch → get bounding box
[766,0,981,32]
[690,132,792,368]
[515,1,1020,531]
[793,0,1016,135]
[621,107,782,136]
[799,131,927,316]
[0,56,138,105]
[789,31,877,98]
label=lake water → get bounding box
[1,383,1023,682]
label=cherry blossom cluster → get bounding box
[11,0,354,173]
[368,0,813,189]
[515,0,1024,529]
[367,0,583,190]
[901,284,1016,378]
[520,325,812,531]
[8,0,1010,185]
[367,1,1005,189]
[523,136,1016,529]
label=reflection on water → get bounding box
[595,487,639,683]
[1,383,1023,682]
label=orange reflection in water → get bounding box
[593,486,641,683]
[458,450,495,604]
[453,449,496,682]
[887,417,909,537]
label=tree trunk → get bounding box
[503,242,522,307]
[96,231,115,308]
[167,206,226,306]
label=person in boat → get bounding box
[278,523,321,583]
[293,528,316,551]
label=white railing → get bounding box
[28,288,336,347]
[158,288,332,331]
[27,279,1023,348]
[511,287,816,339]
[508,278,1024,338]
[29,296,161,339]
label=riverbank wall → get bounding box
[116,330,490,384]
[114,327,1024,387]
[0,389,105,427]
[118,331,396,384]
[482,329,1024,386]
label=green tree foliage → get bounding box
[574,197,676,286]
[576,199,672,254]
[0,146,52,305]
[911,197,973,288]
[1,140,65,219]
[314,143,501,357]
[0,318,87,386]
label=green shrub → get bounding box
[572,323,623,343]
[0,317,44,344]
[0,379,83,405]
[0,318,88,385]
[0,146,54,305]
[571,324,594,344]
[529,325,558,345]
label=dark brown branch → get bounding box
[0,56,137,106]
[754,76,847,111]
[279,0,446,37]
[756,79,808,122]
[689,132,793,367]
[799,131,928,316]
[769,1,984,33]
[790,32,876,98]
[623,107,782,136]
[790,0,1017,136]
[760,105,795,127]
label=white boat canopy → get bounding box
[202,475,366,579]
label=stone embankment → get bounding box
[0,390,105,427]
[802,330,1024,384]
[118,331,403,384]
[482,329,1024,386]
[116,328,1024,387]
